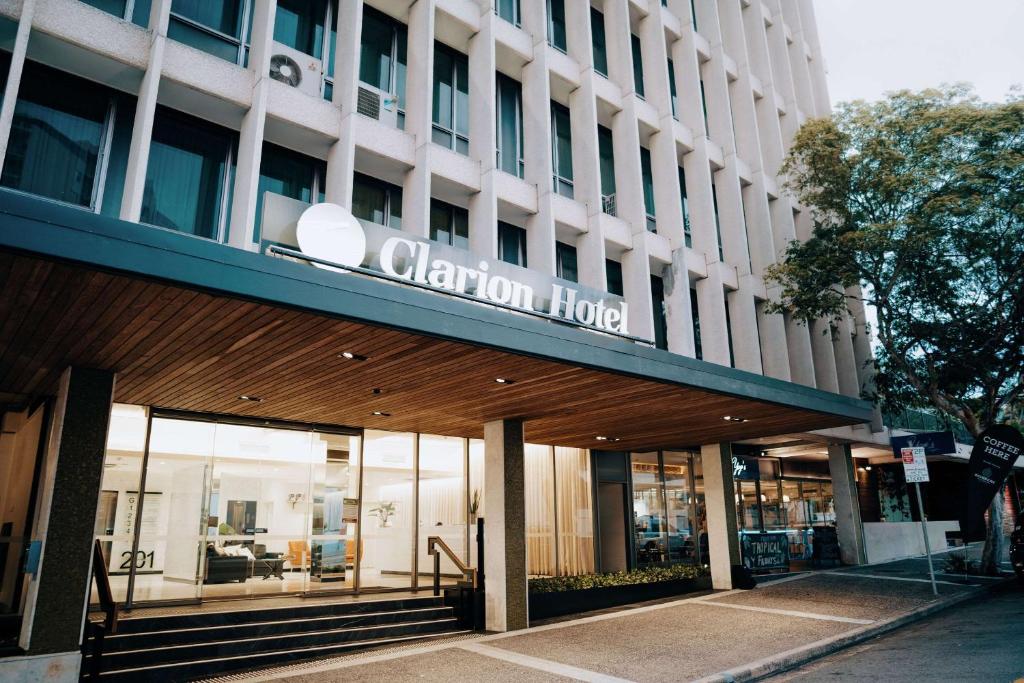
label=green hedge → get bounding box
[528,564,710,593]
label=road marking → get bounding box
[689,598,874,625]
[754,572,815,587]
[934,572,1003,581]
[827,571,978,587]
[459,642,635,682]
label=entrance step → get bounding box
[83,595,471,681]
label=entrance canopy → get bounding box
[0,191,872,450]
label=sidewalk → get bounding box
[212,544,1013,683]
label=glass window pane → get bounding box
[497,0,519,25]
[455,56,469,137]
[359,9,393,91]
[650,275,668,350]
[640,146,655,220]
[92,405,149,605]
[547,0,566,51]
[353,173,388,226]
[598,125,615,199]
[551,102,573,183]
[168,17,240,62]
[171,0,243,36]
[498,221,526,267]
[141,108,234,240]
[452,205,469,250]
[590,8,607,76]
[631,452,665,567]
[631,34,644,97]
[554,447,593,576]
[525,445,555,576]
[432,47,453,130]
[82,0,128,18]
[556,242,578,283]
[274,0,325,56]
[497,74,522,177]
[360,430,415,589]
[429,201,451,245]
[417,435,466,585]
[605,259,623,296]
[256,142,322,243]
[663,452,696,564]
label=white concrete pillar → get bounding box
[401,0,436,239]
[324,0,364,207]
[664,248,696,357]
[622,239,655,343]
[833,309,861,398]
[468,7,499,259]
[0,0,37,172]
[731,277,763,374]
[810,319,840,394]
[227,0,277,250]
[796,0,832,117]
[758,288,792,381]
[483,418,527,632]
[701,442,741,590]
[521,0,555,275]
[696,265,730,366]
[827,443,866,565]
[119,0,173,222]
[570,74,607,289]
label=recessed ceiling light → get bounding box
[595,436,620,442]
[339,352,368,361]
[722,415,747,422]
[239,395,263,402]
[865,465,872,471]
[372,411,391,417]
[494,377,515,384]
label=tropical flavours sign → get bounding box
[293,203,633,338]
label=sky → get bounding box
[812,0,1023,106]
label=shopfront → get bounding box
[93,406,486,606]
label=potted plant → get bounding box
[370,501,396,528]
[469,489,481,522]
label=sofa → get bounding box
[204,544,251,584]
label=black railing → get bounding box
[81,540,118,681]
[426,519,484,630]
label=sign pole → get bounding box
[914,482,938,596]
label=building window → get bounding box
[598,125,616,216]
[430,199,469,250]
[606,259,624,296]
[0,56,114,211]
[631,34,645,98]
[352,172,402,229]
[274,0,336,100]
[668,59,678,119]
[255,143,325,244]
[678,166,691,247]
[690,0,699,32]
[432,44,469,155]
[498,221,527,267]
[496,73,524,178]
[699,78,710,134]
[550,101,574,198]
[141,107,236,241]
[495,0,520,27]
[168,0,252,65]
[556,242,578,283]
[547,0,567,52]
[590,8,608,77]
[525,445,595,577]
[82,0,150,25]
[650,275,668,350]
[640,146,656,232]
[724,295,736,367]
[711,179,724,260]
[631,451,704,567]
[690,288,702,359]
[359,6,407,129]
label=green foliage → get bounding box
[528,563,710,594]
[767,86,1024,437]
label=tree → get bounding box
[766,86,1024,574]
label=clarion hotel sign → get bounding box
[271,201,633,339]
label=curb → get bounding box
[693,577,1014,683]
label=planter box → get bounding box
[528,576,712,622]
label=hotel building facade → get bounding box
[0,0,895,678]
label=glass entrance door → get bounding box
[307,431,360,593]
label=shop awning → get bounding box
[0,190,873,451]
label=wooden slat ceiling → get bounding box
[0,252,858,451]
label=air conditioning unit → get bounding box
[356,83,400,128]
[601,193,617,217]
[268,42,323,99]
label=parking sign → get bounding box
[900,446,929,483]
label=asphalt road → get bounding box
[766,582,1024,682]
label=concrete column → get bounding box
[18,368,115,675]
[570,73,607,289]
[701,442,740,590]
[521,0,555,275]
[696,265,730,366]
[227,0,277,249]
[483,419,527,632]
[827,443,866,565]
[832,309,861,398]
[401,0,436,240]
[0,0,37,171]
[757,289,791,381]
[467,9,498,259]
[796,0,832,117]
[119,0,172,222]
[664,248,696,357]
[324,0,364,207]
[730,278,763,374]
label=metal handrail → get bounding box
[426,536,476,596]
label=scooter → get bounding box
[1011,512,1024,584]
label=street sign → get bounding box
[962,424,1024,538]
[900,446,930,483]
[890,431,956,458]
